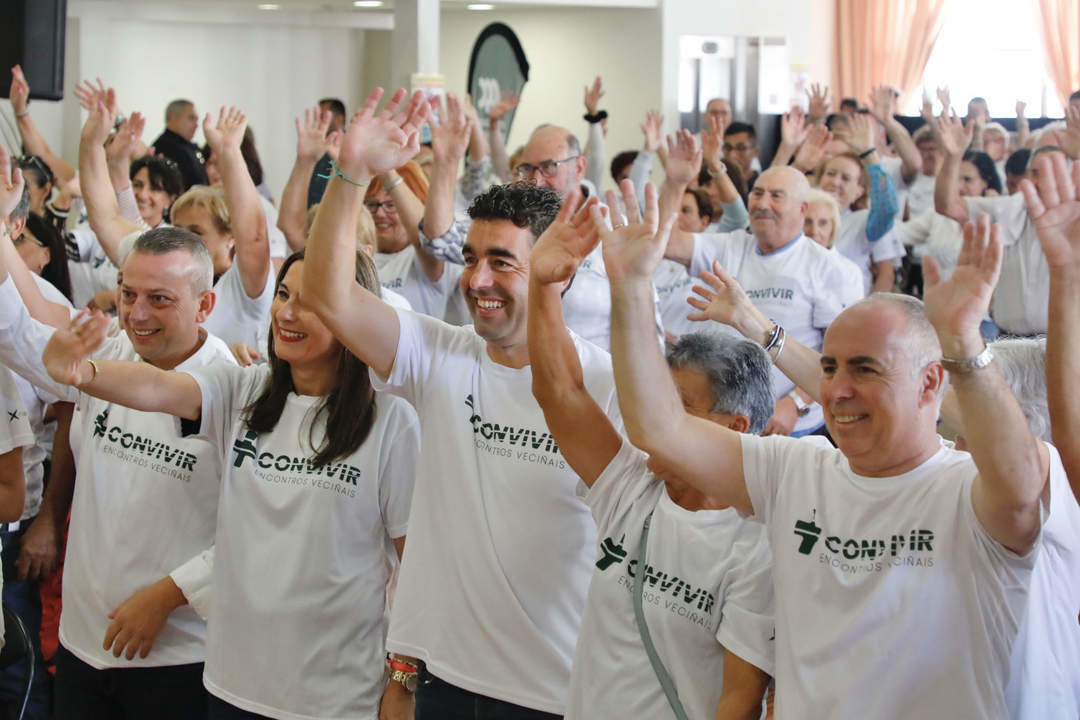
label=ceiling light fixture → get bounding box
[353,1,384,7]
[467,3,494,8]
[257,3,280,8]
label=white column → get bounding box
[392,0,440,91]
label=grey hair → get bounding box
[531,124,581,157]
[666,333,774,435]
[165,99,194,122]
[130,226,214,294]
[9,184,30,222]
[990,336,1050,442]
[864,292,942,375]
[983,122,1009,141]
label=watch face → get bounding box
[405,674,418,692]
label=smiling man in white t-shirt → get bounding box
[303,88,622,718]
[600,185,1052,718]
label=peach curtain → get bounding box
[1033,0,1080,108]
[833,0,948,110]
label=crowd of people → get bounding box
[0,58,1076,719]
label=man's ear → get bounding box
[920,361,946,408]
[7,216,26,238]
[726,415,751,433]
[195,289,217,324]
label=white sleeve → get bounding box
[740,434,814,524]
[964,194,1028,246]
[584,121,606,190]
[812,259,855,330]
[715,527,776,676]
[867,227,906,264]
[377,399,421,539]
[186,363,267,452]
[584,437,654,531]
[0,365,34,455]
[369,307,449,408]
[0,277,78,402]
[116,186,153,231]
[169,546,215,620]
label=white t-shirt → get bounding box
[375,246,463,321]
[0,276,232,668]
[375,308,622,714]
[834,210,907,295]
[653,260,698,338]
[965,193,1046,335]
[689,231,860,433]
[204,261,276,349]
[904,172,936,219]
[67,225,119,310]
[0,364,34,647]
[742,434,1043,719]
[258,195,289,260]
[188,363,419,720]
[567,440,774,720]
[9,369,59,522]
[1006,444,1080,719]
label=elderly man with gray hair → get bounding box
[600,158,1058,716]
[526,195,775,719]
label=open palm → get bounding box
[43,311,110,387]
[530,190,600,285]
[1021,153,1080,267]
[599,180,675,282]
[337,88,429,180]
[923,214,1002,340]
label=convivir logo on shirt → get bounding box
[230,429,363,498]
[793,508,936,573]
[596,532,716,626]
[91,408,197,482]
[465,394,567,470]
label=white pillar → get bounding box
[392,0,439,91]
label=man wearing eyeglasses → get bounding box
[723,122,760,189]
[420,101,662,350]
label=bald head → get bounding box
[848,293,942,375]
[747,167,811,251]
[520,125,585,199]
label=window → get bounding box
[905,0,1063,118]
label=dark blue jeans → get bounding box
[416,673,562,720]
[53,645,207,720]
[0,524,50,720]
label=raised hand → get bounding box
[935,86,951,115]
[336,87,429,181]
[923,213,1002,345]
[9,65,29,115]
[488,91,521,124]
[933,109,973,158]
[867,84,895,125]
[74,78,120,118]
[430,92,471,164]
[701,114,725,166]
[843,112,876,155]
[203,106,248,156]
[1015,100,1027,119]
[0,145,26,221]
[296,106,334,162]
[641,110,664,154]
[1020,153,1080,267]
[529,188,600,285]
[780,107,809,147]
[584,76,604,116]
[42,310,110,387]
[106,111,146,167]
[79,87,118,148]
[664,130,702,187]
[806,83,830,121]
[920,91,934,124]
[1061,104,1080,162]
[597,180,676,282]
[686,261,769,336]
[792,124,832,172]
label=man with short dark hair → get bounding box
[303,89,623,718]
[151,99,208,190]
[723,122,759,187]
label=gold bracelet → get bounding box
[85,358,99,384]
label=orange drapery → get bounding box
[1033,0,1080,108]
[833,0,947,110]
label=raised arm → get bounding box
[602,180,752,513]
[278,107,340,251]
[1015,101,1030,149]
[583,76,606,189]
[77,89,140,266]
[934,110,975,224]
[529,191,621,485]
[487,92,520,183]
[923,215,1048,554]
[687,261,824,405]
[42,311,203,420]
[9,65,76,183]
[1021,153,1080,500]
[658,130,703,267]
[421,92,471,240]
[303,88,428,380]
[868,85,922,183]
[771,108,809,169]
[203,107,270,299]
[0,147,71,327]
